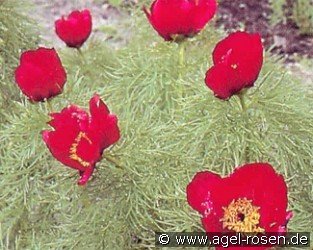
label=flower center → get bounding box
[220,198,265,233]
[69,132,92,167]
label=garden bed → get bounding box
[30,0,313,60]
[1,0,312,249]
[216,0,313,59]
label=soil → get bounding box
[216,0,313,60]
[27,0,312,84]
[29,0,312,60]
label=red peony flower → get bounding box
[42,94,120,185]
[55,9,92,48]
[187,163,293,250]
[143,0,217,41]
[205,31,263,100]
[15,47,67,102]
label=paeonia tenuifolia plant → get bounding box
[143,0,218,89]
[42,94,120,185]
[3,0,313,249]
[14,9,120,186]
[187,163,293,250]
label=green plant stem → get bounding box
[77,47,88,66]
[77,47,97,83]
[177,41,186,99]
[46,99,53,113]
[103,154,123,170]
[239,93,247,112]
[80,186,91,207]
[178,41,185,70]
[238,93,249,162]
[77,47,83,58]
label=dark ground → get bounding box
[29,0,312,83]
[216,0,313,60]
[31,0,313,59]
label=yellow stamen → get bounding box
[69,132,92,167]
[220,198,264,233]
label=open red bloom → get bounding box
[55,9,92,48]
[143,0,217,41]
[42,94,120,185]
[187,163,293,250]
[15,47,67,102]
[205,31,263,99]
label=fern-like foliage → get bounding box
[0,0,39,123]
[1,5,312,250]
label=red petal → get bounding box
[42,130,50,144]
[228,163,288,232]
[89,94,120,151]
[190,0,217,31]
[42,95,120,185]
[42,127,85,171]
[145,0,216,40]
[205,63,244,99]
[78,167,95,185]
[89,94,110,117]
[55,9,92,48]
[187,171,231,232]
[42,103,99,172]
[15,47,66,102]
[187,163,290,234]
[187,171,222,215]
[212,31,263,88]
[48,105,89,131]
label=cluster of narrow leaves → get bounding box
[1,1,313,250]
[0,0,38,123]
[103,16,313,248]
